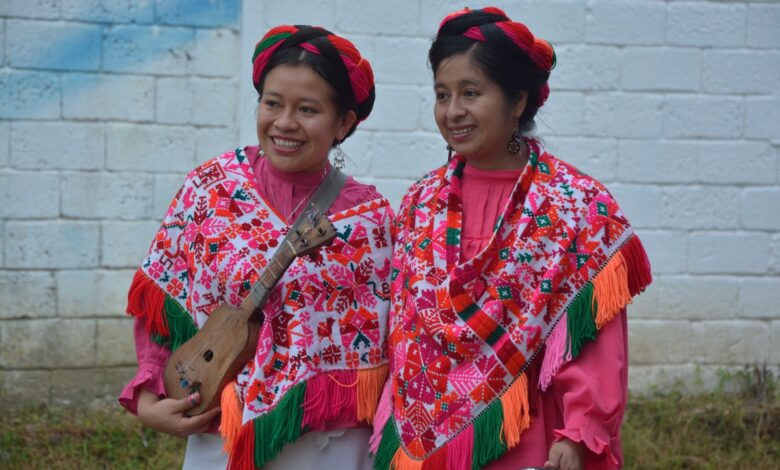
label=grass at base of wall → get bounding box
[0,405,185,470]
[0,367,777,469]
[623,365,779,469]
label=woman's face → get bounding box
[434,52,527,170]
[257,63,356,173]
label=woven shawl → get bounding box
[370,142,651,470]
[127,148,394,468]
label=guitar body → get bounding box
[163,304,262,416]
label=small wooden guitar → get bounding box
[163,204,338,416]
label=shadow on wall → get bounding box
[0,0,241,120]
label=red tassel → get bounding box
[126,268,169,337]
[227,420,255,470]
[421,445,447,470]
[620,236,652,296]
[525,351,542,417]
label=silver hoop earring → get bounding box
[333,145,347,170]
[507,130,523,155]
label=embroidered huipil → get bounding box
[370,141,651,470]
[121,146,393,469]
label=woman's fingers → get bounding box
[179,406,221,434]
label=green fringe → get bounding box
[566,282,598,359]
[254,381,307,468]
[150,295,198,352]
[472,400,508,470]
[372,418,401,470]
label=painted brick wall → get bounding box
[0,0,242,407]
[1,0,778,407]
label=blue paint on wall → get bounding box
[156,0,241,28]
[8,23,103,72]
[0,71,61,119]
[103,25,196,74]
[0,0,241,120]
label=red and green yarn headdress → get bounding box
[251,24,376,137]
[436,6,556,107]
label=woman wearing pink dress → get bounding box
[120,24,394,470]
[369,7,652,470]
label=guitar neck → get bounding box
[239,241,296,318]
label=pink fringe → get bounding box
[301,371,357,431]
[369,379,393,454]
[446,425,474,470]
[539,313,571,391]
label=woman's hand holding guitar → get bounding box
[136,389,221,437]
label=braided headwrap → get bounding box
[251,25,375,137]
[436,7,556,107]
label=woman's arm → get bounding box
[548,310,628,470]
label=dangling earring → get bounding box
[507,130,523,155]
[447,145,454,161]
[332,144,346,170]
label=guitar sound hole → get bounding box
[204,350,214,362]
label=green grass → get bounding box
[0,405,184,470]
[622,366,780,469]
[0,367,777,469]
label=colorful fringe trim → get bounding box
[226,365,388,469]
[126,268,198,351]
[372,235,652,470]
[372,370,532,470]
[220,381,244,453]
[541,234,652,390]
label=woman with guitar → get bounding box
[119,25,394,470]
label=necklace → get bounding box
[267,163,329,223]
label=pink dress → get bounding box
[119,147,383,469]
[459,163,626,470]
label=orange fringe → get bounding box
[499,373,531,448]
[592,252,632,328]
[390,447,424,470]
[357,364,389,424]
[219,381,243,454]
[127,268,169,337]
[227,419,255,470]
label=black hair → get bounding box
[429,17,550,135]
[256,30,369,144]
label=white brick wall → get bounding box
[1,0,779,405]
[0,0,241,405]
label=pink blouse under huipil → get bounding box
[118,147,382,423]
[460,163,627,470]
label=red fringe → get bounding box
[422,445,447,470]
[301,371,358,430]
[127,268,169,337]
[227,420,255,470]
[525,350,542,417]
[621,236,652,296]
